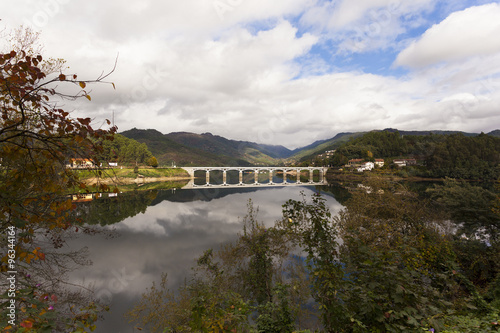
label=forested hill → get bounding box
[120,128,292,166]
[293,128,500,163]
[322,130,500,180]
[165,132,292,159]
[120,128,237,166]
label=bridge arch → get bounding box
[182,166,328,187]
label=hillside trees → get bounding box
[98,133,154,166]
[328,131,500,180]
[425,133,500,180]
[333,131,408,162]
[0,40,116,331]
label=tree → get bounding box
[0,40,116,331]
[98,133,154,166]
[334,183,455,331]
[148,156,159,168]
[280,193,346,331]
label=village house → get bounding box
[393,159,406,167]
[347,159,364,166]
[348,158,383,171]
[405,158,417,165]
[357,161,375,172]
[67,158,96,168]
[392,158,417,167]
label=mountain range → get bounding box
[121,128,500,166]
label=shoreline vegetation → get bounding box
[77,167,191,188]
[326,170,445,182]
[325,167,500,183]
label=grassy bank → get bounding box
[76,167,189,180]
[70,167,191,194]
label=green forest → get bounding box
[323,131,500,180]
[96,134,157,167]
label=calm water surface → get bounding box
[67,184,344,332]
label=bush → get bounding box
[148,156,159,168]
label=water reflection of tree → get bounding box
[72,191,158,226]
[317,183,352,205]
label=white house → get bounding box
[357,162,374,172]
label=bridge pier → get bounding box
[254,170,259,185]
[223,170,227,185]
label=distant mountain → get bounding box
[166,132,292,161]
[121,129,292,166]
[290,132,365,162]
[121,128,234,166]
[488,129,500,137]
[382,128,477,137]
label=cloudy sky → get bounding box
[2,0,500,149]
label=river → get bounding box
[66,182,346,332]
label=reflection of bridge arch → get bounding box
[182,167,328,187]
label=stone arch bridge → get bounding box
[182,166,328,188]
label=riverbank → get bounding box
[326,169,444,182]
[76,167,191,187]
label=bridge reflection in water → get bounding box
[181,167,328,189]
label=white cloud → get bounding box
[301,0,434,53]
[396,3,500,68]
[1,0,500,150]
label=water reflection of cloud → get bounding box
[66,186,341,333]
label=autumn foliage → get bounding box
[0,48,116,331]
